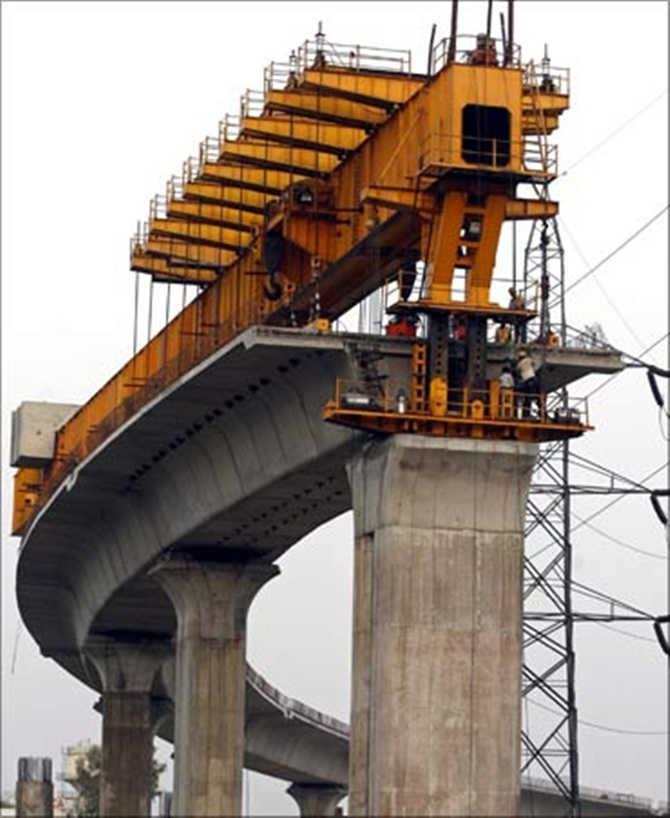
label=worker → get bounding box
[516,349,540,418]
[508,287,527,342]
[508,287,526,311]
[453,317,467,341]
[546,327,560,347]
[385,314,417,338]
[499,364,514,389]
[495,322,512,344]
[499,364,515,418]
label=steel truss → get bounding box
[520,217,661,816]
[521,216,579,814]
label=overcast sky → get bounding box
[2,1,668,813]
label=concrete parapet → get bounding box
[150,558,279,817]
[85,637,172,817]
[347,435,537,816]
[287,782,347,816]
[16,757,53,817]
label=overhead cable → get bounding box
[528,698,667,736]
[550,205,669,307]
[557,89,667,179]
[584,334,668,402]
[571,512,666,561]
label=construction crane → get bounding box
[12,3,579,536]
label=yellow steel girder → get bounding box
[150,218,252,251]
[220,141,339,176]
[199,162,298,194]
[145,236,236,268]
[266,89,387,128]
[241,116,366,154]
[167,200,262,231]
[131,248,219,284]
[300,68,423,108]
[183,182,270,212]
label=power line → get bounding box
[550,205,669,307]
[596,622,658,644]
[570,463,668,533]
[528,697,667,736]
[558,216,646,349]
[528,463,668,561]
[557,89,667,179]
[583,334,668,402]
[572,513,667,561]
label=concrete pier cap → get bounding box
[287,782,348,816]
[347,434,538,817]
[149,556,279,817]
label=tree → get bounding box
[68,743,165,817]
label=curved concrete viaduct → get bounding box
[15,326,624,815]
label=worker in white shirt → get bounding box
[499,364,515,418]
[516,349,539,418]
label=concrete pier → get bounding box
[16,757,53,817]
[347,435,537,816]
[287,782,347,815]
[151,558,279,817]
[85,637,171,817]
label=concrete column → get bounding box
[85,637,172,817]
[287,782,347,816]
[347,435,537,817]
[16,757,53,817]
[150,558,279,817]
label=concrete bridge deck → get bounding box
[15,326,625,814]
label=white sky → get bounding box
[2,1,668,813]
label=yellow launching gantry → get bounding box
[320,16,583,443]
[12,7,586,536]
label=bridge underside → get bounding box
[16,327,623,795]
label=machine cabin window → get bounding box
[461,104,511,167]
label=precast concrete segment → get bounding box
[347,435,537,817]
[84,638,172,818]
[150,559,279,817]
[286,783,348,816]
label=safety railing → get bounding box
[296,39,412,75]
[239,89,265,119]
[523,60,570,96]
[431,34,522,73]
[148,194,168,223]
[332,378,400,413]
[521,776,658,812]
[418,132,558,178]
[129,221,149,262]
[198,135,220,168]
[563,323,618,352]
[218,113,240,146]
[181,155,200,185]
[384,268,542,315]
[27,292,274,528]
[330,377,589,428]
[165,175,184,204]
[263,61,299,93]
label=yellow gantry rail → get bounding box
[12,34,571,535]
